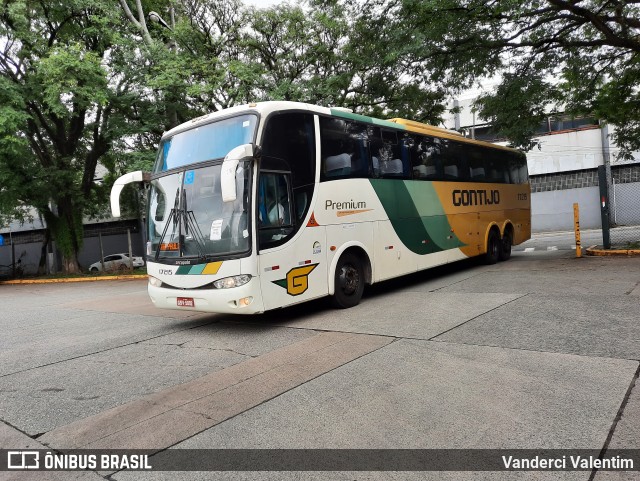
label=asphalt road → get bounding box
[1,249,639,480]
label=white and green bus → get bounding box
[111,101,530,314]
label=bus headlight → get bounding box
[213,275,251,289]
[149,276,163,287]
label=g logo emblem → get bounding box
[273,264,318,296]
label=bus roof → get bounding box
[162,101,521,154]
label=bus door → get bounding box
[257,171,327,311]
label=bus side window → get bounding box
[518,153,529,183]
[258,171,295,250]
[258,173,292,227]
[320,118,370,179]
[412,135,443,180]
[321,118,350,178]
[467,146,486,181]
[441,140,460,180]
[374,129,409,178]
[485,151,506,183]
[506,151,528,184]
[348,123,370,177]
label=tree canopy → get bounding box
[379,0,640,155]
[1,0,133,271]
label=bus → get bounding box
[111,101,530,314]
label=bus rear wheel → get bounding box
[499,231,512,261]
[331,252,364,309]
[484,230,500,265]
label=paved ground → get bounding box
[516,226,640,252]
[1,249,639,480]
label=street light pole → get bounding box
[148,8,178,128]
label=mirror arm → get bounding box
[110,171,150,218]
[221,144,254,202]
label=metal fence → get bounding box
[0,219,144,279]
[608,164,640,249]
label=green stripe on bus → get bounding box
[370,179,465,254]
[175,264,208,275]
[330,109,406,130]
[371,118,406,130]
[189,264,206,275]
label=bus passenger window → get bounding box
[487,159,503,183]
[320,118,370,179]
[411,136,441,180]
[372,129,408,178]
[443,144,459,179]
[468,149,486,181]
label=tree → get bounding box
[119,0,448,124]
[0,0,159,272]
[384,0,640,155]
[244,2,447,121]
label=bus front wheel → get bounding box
[331,252,364,309]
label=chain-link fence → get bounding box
[608,163,640,249]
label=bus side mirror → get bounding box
[221,144,253,202]
[110,171,150,218]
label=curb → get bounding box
[585,245,640,257]
[0,274,148,285]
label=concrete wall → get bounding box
[78,231,145,270]
[0,229,145,278]
[531,187,601,232]
[0,242,42,277]
[527,129,603,175]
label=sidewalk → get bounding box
[585,246,640,256]
[0,273,147,285]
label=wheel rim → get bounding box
[338,264,360,295]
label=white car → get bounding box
[89,253,145,272]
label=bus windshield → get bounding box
[154,114,257,173]
[147,161,251,260]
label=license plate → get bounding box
[177,297,195,308]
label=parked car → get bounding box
[88,253,145,272]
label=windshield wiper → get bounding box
[180,190,207,258]
[155,188,207,261]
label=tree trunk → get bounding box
[37,229,51,275]
[61,255,81,274]
[45,196,83,274]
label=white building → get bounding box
[443,97,640,232]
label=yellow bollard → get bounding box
[573,203,582,258]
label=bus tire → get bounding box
[484,230,500,265]
[331,252,364,309]
[499,231,512,262]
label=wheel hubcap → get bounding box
[339,265,359,295]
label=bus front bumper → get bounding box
[148,277,265,314]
